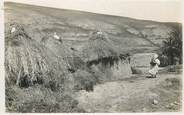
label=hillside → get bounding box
[4,2,181,55]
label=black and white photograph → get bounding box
[2,0,183,113]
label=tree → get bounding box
[161,30,182,65]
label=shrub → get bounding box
[6,85,84,113]
[161,30,182,65]
[72,70,98,92]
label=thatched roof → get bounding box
[41,34,71,58]
[41,34,85,71]
[5,23,31,38]
[5,23,69,86]
[83,31,120,62]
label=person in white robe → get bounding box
[53,32,60,40]
[149,54,160,78]
[53,32,63,43]
[11,27,16,33]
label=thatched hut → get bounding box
[41,33,86,72]
[82,31,132,81]
[5,23,68,88]
[83,31,119,62]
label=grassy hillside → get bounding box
[4,2,181,55]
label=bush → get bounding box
[163,78,181,90]
[158,54,169,67]
[161,30,182,65]
[72,70,98,92]
[6,85,84,113]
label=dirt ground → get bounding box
[74,71,182,112]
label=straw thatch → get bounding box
[83,31,120,62]
[5,23,68,87]
[41,34,86,72]
[83,31,130,67]
[41,34,71,58]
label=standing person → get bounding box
[149,54,160,78]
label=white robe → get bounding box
[11,27,16,33]
[149,59,160,75]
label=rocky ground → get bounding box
[74,70,182,112]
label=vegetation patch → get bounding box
[6,85,85,113]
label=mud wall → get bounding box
[90,58,132,82]
[109,59,132,80]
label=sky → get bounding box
[4,0,183,22]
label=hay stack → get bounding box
[5,23,68,87]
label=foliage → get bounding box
[6,86,85,113]
[161,30,182,65]
[72,70,98,92]
[158,55,169,67]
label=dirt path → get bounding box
[74,73,181,112]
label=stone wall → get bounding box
[130,53,156,74]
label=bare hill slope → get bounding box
[4,2,181,54]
